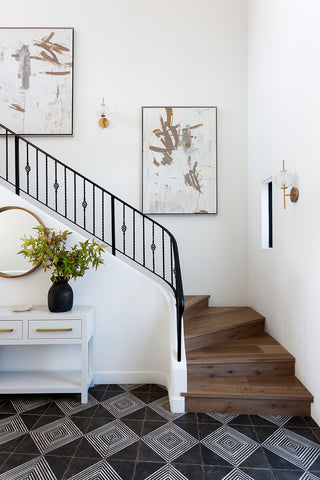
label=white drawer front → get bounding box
[0,321,23,339]
[29,320,82,339]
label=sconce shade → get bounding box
[274,161,299,209]
[98,97,109,128]
[275,169,294,189]
[98,102,107,116]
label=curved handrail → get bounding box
[0,122,184,361]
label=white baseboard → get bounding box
[311,401,320,427]
[93,370,167,386]
[169,395,185,413]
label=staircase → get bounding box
[0,122,314,416]
[182,295,313,415]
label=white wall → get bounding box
[247,0,320,423]
[0,185,186,411]
[1,0,249,306]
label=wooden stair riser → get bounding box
[185,397,311,416]
[182,299,313,416]
[186,320,265,352]
[183,296,209,322]
[187,360,295,378]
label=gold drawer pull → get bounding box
[0,329,13,333]
[36,328,73,332]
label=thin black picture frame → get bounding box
[0,27,74,136]
[142,106,218,215]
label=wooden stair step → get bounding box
[183,376,313,416]
[185,307,265,351]
[187,333,295,377]
[183,295,210,322]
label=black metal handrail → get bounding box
[0,122,184,361]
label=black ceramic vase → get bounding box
[48,279,73,312]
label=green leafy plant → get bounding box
[19,226,106,283]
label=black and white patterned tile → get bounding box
[143,464,189,479]
[142,421,198,462]
[201,424,260,467]
[86,419,139,457]
[30,417,83,454]
[55,394,98,416]
[206,413,240,424]
[262,427,320,470]
[101,392,146,419]
[67,459,123,479]
[10,396,53,414]
[0,456,56,480]
[148,395,184,422]
[0,415,28,445]
[0,386,318,479]
[258,415,292,427]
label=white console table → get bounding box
[0,306,94,403]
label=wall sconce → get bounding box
[98,97,109,128]
[275,160,299,209]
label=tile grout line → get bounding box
[248,414,277,479]
[0,399,54,473]
[130,383,151,480]
[61,388,109,480]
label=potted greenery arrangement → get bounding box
[19,226,105,312]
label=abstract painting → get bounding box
[0,28,74,135]
[142,106,217,214]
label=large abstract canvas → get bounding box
[0,28,74,135]
[142,106,217,214]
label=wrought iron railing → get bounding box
[0,123,184,361]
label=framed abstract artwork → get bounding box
[0,27,74,135]
[142,106,217,214]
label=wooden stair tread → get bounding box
[183,376,314,401]
[187,332,294,364]
[182,297,313,415]
[184,307,264,339]
[184,295,210,311]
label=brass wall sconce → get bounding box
[275,160,299,209]
[98,98,109,128]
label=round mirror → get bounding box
[0,206,43,278]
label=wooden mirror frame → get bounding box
[0,206,44,278]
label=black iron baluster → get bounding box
[177,308,182,362]
[14,136,20,195]
[170,239,173,285]
[111,196,116,255]
[36,149,39,200]
[64,166,67,218]
[142,217,146,266]
[101,190,105,242]
[92,185,95,236]
[45,155,48,205]
[73,172,77,224]
[132,210,136,261]
[162,230,165,280]
[25,143,30,194]
[5,130,8,181]
[151,222,156,272]
[82,179,87,229]
[54,161,58,212]
[122,204,126,254]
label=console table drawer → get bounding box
[29,320,82,339]
[0,321,23,339]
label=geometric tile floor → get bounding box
[0,384,319,479]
